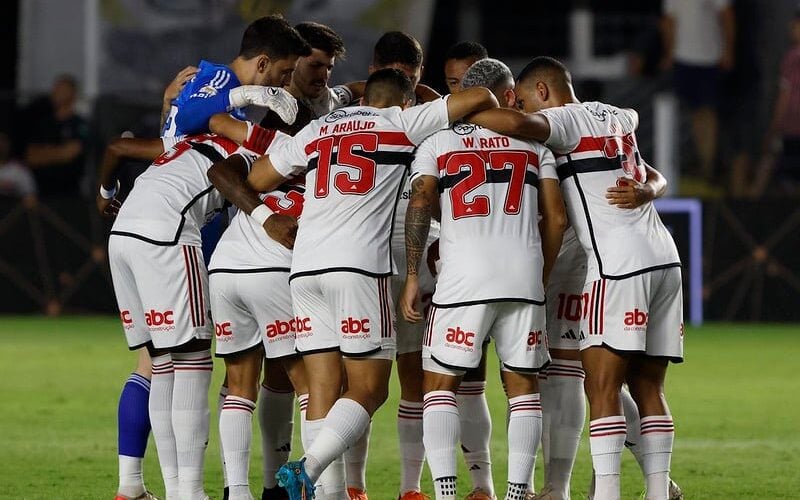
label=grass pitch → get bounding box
[1,318,798,499]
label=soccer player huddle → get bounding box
[101,14,684,500]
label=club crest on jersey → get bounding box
[453,122,475,135]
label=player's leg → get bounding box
[459,354,494,498]
[259,359,296,499]
[422,303,493,500]
[396,351,427,498]
[493,302,550,500]
[109,236,158,499]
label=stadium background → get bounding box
[0,0,798,499]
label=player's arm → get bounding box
[96,137,165,216]
[445,87,498,123]
[538,178,567,286]
[208,113,280,155]
[605,163,667,209]
[659,4,676,70]
[400,174,438,323]
[719,4,736,71]
[160,65,198,130]
[466,108,552,143]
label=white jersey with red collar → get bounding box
[111,134,258,246]
[269,98,451,279]
[539,101,680,282]
[410,122,558,306]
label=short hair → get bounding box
[445,41,488,62]
[372,31,423,68]
[461,58,513,93]
[239,15,312,60]
[516,56,572,87]
[364,68,415,104]
[295,21,346,59]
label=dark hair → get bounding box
[372,31,423,68]
[364,68,415,104]
[445,41,488,62]
[295,21,346,59]
[239,15,312,60]
[516,56,571,85]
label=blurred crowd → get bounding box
[2,0,800,204]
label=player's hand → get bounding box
[164,65,198,103]
[606,179,654,209]
[399,276,423,323]
[264,213,298,249]
[96,194,121,217]
[229,86,299,124]
[426,239,440,277]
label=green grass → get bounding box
[1,318,798,499]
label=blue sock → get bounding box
[118,373,152,458]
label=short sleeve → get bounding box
[269,125,315,177]
[233,146,260,171]
[400,96,451,145]
[410,134,441,180]
[161,135,185,150]
[537,146,558,181]
[538,107,580,155]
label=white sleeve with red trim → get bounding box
[399,96,451,145]
[410,133,441,180]
[539,106,581,155]
[269,124,315,177]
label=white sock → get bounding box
[423,391,460,499]
[506,394,542,489]
[344,420,371,491]
[546,360,586,498]
[456,381,493,494]
[149,354,179,499]
[297,393,309,451]
[220,395,256,499]
[258,384,295,489]
[589,416,626,500]
[620,387,645,470]
[172,350,213,500]
[305,417,346,499]
[537,369,550,491]
[218,385,229,489]
[118,455,145,498]
[640,415,675,500]
[304,399,371,481]
[398,399,425,494]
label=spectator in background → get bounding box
[0,132,37,204]
[443,41,488,94]
[22,75,88,197]
[754,9,800,197]
[661,0,735,185]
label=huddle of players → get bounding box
[102,14,684,500]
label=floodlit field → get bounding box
[1,318,798,499]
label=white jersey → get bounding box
[111,134,257,246]
[539,102,680,282]
[411,122,558,306]
[269,98,451,279]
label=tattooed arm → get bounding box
[399,175,439,323]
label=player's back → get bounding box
[269,98,450,279]
[412,123,558,305]
[112,134,244,246]
[540,101,680,281]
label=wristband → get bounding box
[99,181,118,200]
[249,204,273,226]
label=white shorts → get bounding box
[209,270,297,359]
[580,267,684,361]
[392,240,438,356]
[108,236,212,350]
[422,301,550,376]
[546,273,586,351]
[290,272,396,359]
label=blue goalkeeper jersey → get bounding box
[161,59,246,137]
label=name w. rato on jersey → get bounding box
[111,134,257,247]
[269,98,450,279]
[540,102,680,282]
[411,122,558,306]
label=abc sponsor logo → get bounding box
[341,317,370,338]
[120,310,134,330]
[215,322,233,342]
[293,316,314,339]
[445,326,475,351]
[265,318,310,342]
[527,330,543,350]
[623,308,648,331]
[146,309,175,332]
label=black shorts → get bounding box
[673,62,720,109]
